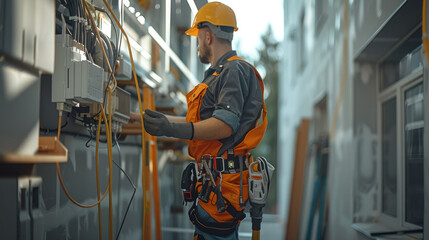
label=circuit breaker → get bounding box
[52,34,104,106]
[111,87,131,126]
[83,87,131,132]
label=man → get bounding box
[143,2,267,239]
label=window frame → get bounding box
[377,63,423,229]
[400,77,424,229]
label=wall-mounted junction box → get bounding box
[83,87,131,132]
[111,87,131,126]
[52,35,104,106]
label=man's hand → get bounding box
[143,109,194,139]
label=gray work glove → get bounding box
[143,109,194,139]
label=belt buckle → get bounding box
[227,159,235,170]
[201,154,213,171]
[215,157,225,173]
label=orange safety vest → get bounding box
[185,56,267,223]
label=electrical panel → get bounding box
[0,177,31,240]
[73,60,104,104]
[52,34,104,106]
[111,87,131,126]
[84,87,131,132]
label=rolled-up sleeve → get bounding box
[212,66,249,133]
[213,109,240,133]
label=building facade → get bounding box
[281,0,426,239]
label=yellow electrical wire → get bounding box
[82,0,117,92]
[99,1,149,239]
[98,100,114,240]
[142,87,151,240]
[55,111,110,208]
[107,86,114,240]
[95,112,103,240]
[57,112,62,139]
[99,0,145,123]
[82,2,117,239]
[86,1,97,17]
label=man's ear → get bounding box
[206,30,214,45]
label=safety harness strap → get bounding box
[189,204,240,237]
[225,203,246,221]
[214,155,248,174]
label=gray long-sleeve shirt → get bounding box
[199,51,263,155]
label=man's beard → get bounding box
[198,42,211,64]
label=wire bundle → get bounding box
[54,0,148,239]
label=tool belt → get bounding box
[198,153,249,174]
[182,151,248,235]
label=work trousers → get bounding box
[193,204,239,240]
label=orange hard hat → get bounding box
[185,1,238,36]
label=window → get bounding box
[404,83,424,226]
[379,30,422,91]
[378,42,423,228]
[381,97,397,217]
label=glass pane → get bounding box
[379,31,422,91]
[381,63,399,90]
[404,83,424,226]
[382,97,397,217]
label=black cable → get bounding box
[77,0,84,44]
[98,30,114,71]
[113,134,136,240]
[93,5,122,68]
[85,125,94,148]
[40,120,69,135]
[76,0,80,43]
[103,10,120,64]
[84,130,119,148]
[78,0,86,47]
[69,0,78,40]
[57,130,142,147]
[113,135,136,189]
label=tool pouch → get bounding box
[181,162,197,203]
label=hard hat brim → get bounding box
[185,27,198,36]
